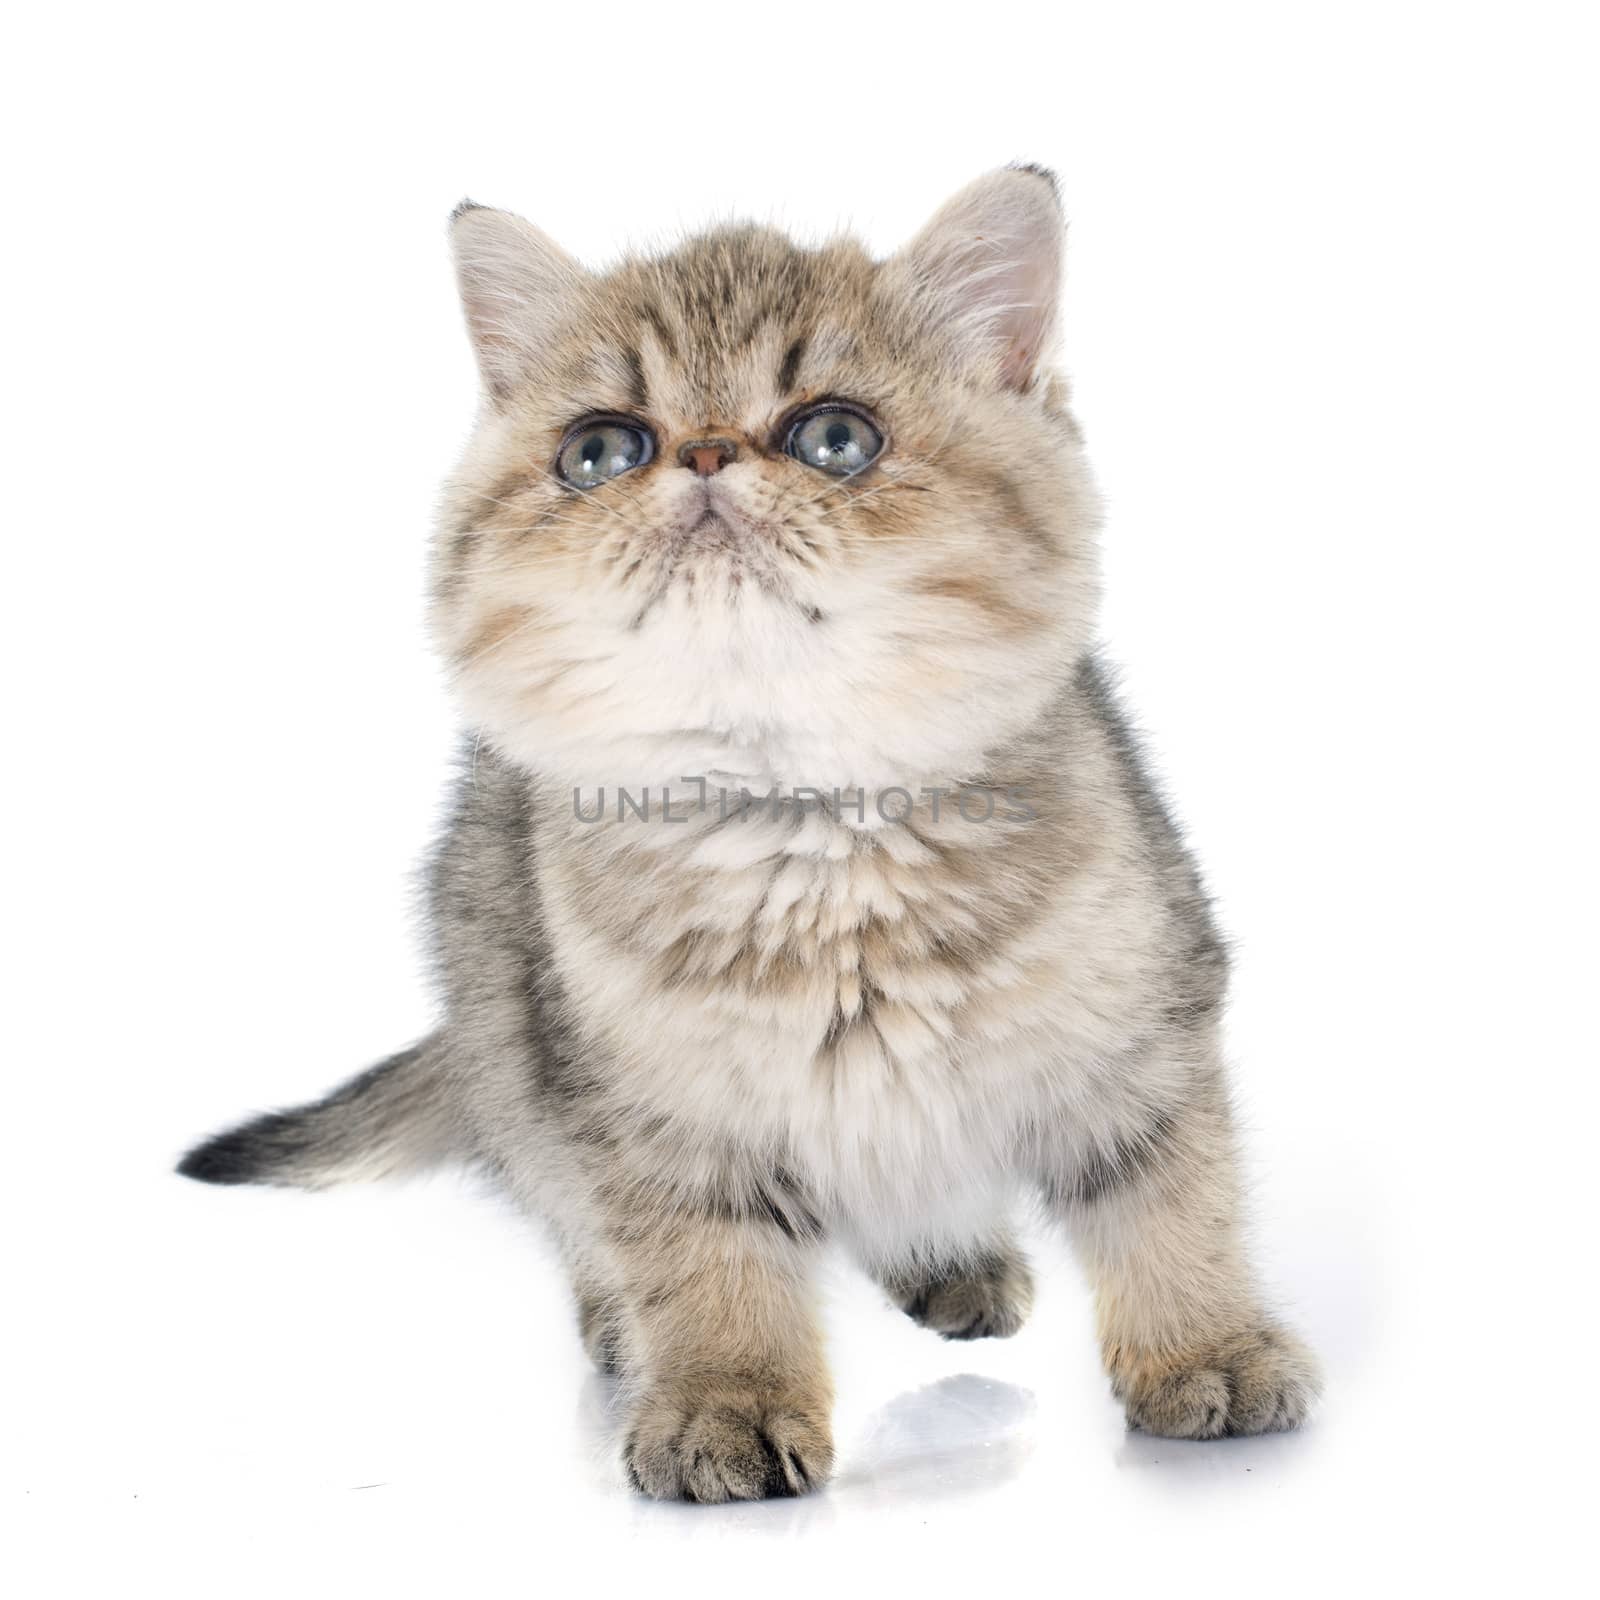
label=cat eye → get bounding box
[784,405,884,476]
[556,418,655,489]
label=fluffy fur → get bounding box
[181,167,1319,1500]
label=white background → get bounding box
[5,2,1595,1593]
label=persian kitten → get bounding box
[182,166,1320,1500]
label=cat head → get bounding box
[432,166,1100,795]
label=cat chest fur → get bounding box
[535,800,1085,1216]
[524,793,1139,1254]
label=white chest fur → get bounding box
[535,791,1165,1247]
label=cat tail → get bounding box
[176,1032,460,1191]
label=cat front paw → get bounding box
[624,1382,834,1502]
[1111,1325,1321,1439]
[887,1247,1034,1341]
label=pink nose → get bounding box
[678,438,737,476]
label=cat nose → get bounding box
[677,437,738,477]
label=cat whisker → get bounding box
[529,466,650,535]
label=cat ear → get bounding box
[449,201,588,403]
[885,165,1064,392]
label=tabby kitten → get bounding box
[181,166,1320,1500]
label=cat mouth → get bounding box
[684,506,734,543]
[623,499,807,631]
[666,494,775,563]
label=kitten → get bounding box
[181,166,1320,1500]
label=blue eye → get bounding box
[785,406,884,475]
[558,419,654,488]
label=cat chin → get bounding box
[462,673,1060,803]
[448,567,1076,794]
[471,725,994,802]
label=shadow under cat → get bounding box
[581,1371,1037,1531]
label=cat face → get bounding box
[432,168,1100,794]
